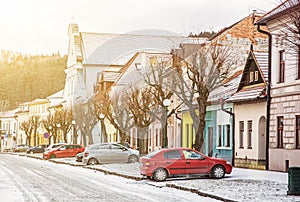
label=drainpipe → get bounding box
[257,24,272,171]
[221,98,235,167]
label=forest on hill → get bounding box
[0,51,67,111]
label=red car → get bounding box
[43,144,85,160]
[140,148,232,181]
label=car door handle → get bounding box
[186,161,190,164]
[166,161,171,165]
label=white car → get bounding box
[46,143,66,151]
[82,142,139,165]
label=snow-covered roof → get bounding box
[0,108,19,118]
[80,32,191,65]
[257,0,300,24]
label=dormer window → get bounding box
[249,71,254,82]
[254,71,259,81]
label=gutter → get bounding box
[256,24,271,171]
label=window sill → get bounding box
[216,147,232,150]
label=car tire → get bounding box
[128,155,138,163]
[50,154,56,159]
[153,168,168,182]
[87,158,98,165]
[211,165,225,179]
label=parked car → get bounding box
[82,142,139,165]
[43,144,84,160]
[46,143,66,151]
[75,152,83,162]
[13,144,32,152]
[26,144,49,154]
[140,148,232,181]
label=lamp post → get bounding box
[72,120,77,144]
[56,123,61,143]
[99,114,105,142]
[163,98,171,148]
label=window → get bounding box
[164,150,182,159]
[183,150,203,160]
[239,121,244,148]
[296,116,300,149]
[218,125,222,147]
[226,124,230,147]
[249,71,254,82]
[279,50,285,83]
[255,71,259,81]
[248,121,252,149]
[277,116,284,148]
[217,125,231,148]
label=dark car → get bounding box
[140,148,232,181]
[75,152,83,162]
[13,144,32,152]
[26,144,49,154]
[43,144,85,160]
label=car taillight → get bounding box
[84,152,89,157]
[144,161,151,166]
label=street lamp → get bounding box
[163,98,171,148]
[72,120,77,144]
[99,114,105,142]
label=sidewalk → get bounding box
[22,153,300,202]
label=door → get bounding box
[163,150,186,175]
[258,116,266,160]
[111,143,128,162]
[183,149,209,175]
[94,143,111,163]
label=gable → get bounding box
[238,51,268,91]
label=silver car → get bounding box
[82,142,139,165]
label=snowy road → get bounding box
[0,154,218,202]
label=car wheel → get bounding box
[153,168,168,182]
[128,155,138,163]
[211,165,225,179]
[50,154,56,159]
[87,158,98,165]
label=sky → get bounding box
[0,0,280,55]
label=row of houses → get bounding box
[1,1,299,172]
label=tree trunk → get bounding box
[194,95,208,152]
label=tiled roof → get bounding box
[80,32,190,65]
[228,84,266,102]
[257,0,299,24]
[253,51,268,82]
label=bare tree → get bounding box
[274,0,300,55]
[128,87,155,154]
[144,55,175,148]
[19,119,35,145]
[41,115,55,144]
[74,99,98,146]
[108,93,135,144]
[30,116,40,146]
[54,108,73,143]
[173,44,233,151]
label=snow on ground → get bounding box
[22,154,300,201]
